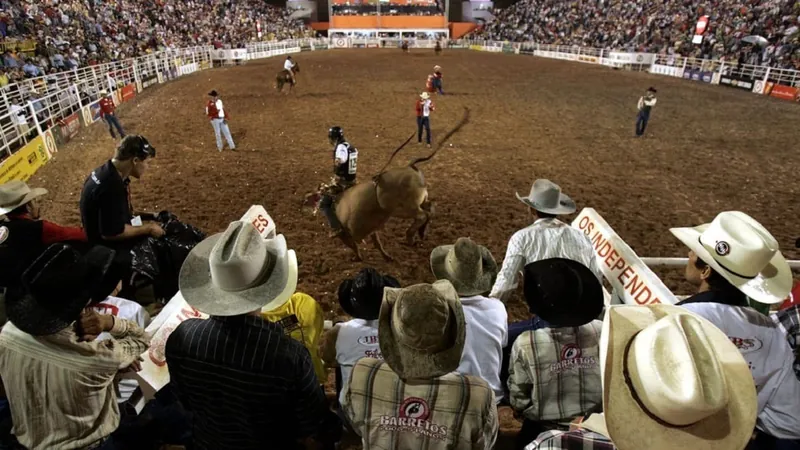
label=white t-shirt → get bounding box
[420,99,433,117]
[10,104,27,126]
[682,302,800,439]
[457,295,508,403]
[336,319,381,405]
[284,59,295,71]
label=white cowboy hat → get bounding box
[433,65,441,71]
[670,211,792,304]
[0,181,47,216]
[430,237,497,296]
[379,280,466,379]
[420,92,430,100]
[516,179,576,215]
[600,304,756,450]
[179,220,298,316]
[99,89,108,96]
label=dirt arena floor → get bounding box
[30,48,800,446]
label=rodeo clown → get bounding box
[426,65,444,95]
[320,126,358,238]
[283,55,297,86]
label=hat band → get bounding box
[698,237,758,280]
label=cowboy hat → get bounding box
[379,280,466,379]
[0,181,47,216]
[516,179,576,215]
[99,89,108,96]
[433,65,441,71]
[6,244,118,336]
[179,220,298,316]
[600,304,756,450]
[420,92,430,99]
[523,258,603,327]
[670,211,792,304]
[338,268,400,320]
[208,90,218,97]
[430,237,497,296]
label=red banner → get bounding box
[121,84,136,102]
[765,83,799,102]
[58,112,81,143]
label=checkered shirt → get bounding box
[773,305,800,380]
[509,321,603,422]
[342,358,498,450]
[525,429,616,450]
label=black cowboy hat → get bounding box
[208,90,218,97]
[338,268,400,320]
[6,244,119,336]
[647,86,657,93]
[523,258,603,327]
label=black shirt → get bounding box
[80,160,131,244]
[166,315,340,450]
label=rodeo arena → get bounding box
[1,0,800,448]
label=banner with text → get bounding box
[121,83,136,102]
[572,208,677,305]
[0,135,50,184]
[58,112,81,144]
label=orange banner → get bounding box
[330,15,446,28]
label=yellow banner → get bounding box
[0,136,50,184]
[200,61,211,70]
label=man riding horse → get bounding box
[283,55,297,85]
[319,126,358,238]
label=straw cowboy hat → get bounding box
[420,92,430,100]
[338,268,400,320]
[523,258,603,327]
[516,179,576,215]
[6,244,119,336]
[433,65,441,71]
[430,237,497,296]
[99,89,108,96]
[671,211,792,304]
[0,181,47,216]
[179,220,298,316]
[600,304,756,450]
[379,280,466,379]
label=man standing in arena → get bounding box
[205,90,236,152]
[635,87,657,137]
[320,126,358,238]
[99,90,125,140]
[284,55,297,86]
[416,92,434,148]
[432,65,444,95]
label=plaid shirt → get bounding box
[525,429,616,450]
[343,358,498,450]
[509,321,603,421]
[773,305,800,380]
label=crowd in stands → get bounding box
[0,0,311,79]
[331,3,442,16]
[472,0,800,69]
[1,142,799,449]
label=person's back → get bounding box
[166,315,329,450]
[335,318,380,404]
[458,294,508,402]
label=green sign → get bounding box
[300,44,312,52]
[502,44,514,54]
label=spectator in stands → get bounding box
[2,51,18,69]
[0,244,150,450]
[342,280,499,449]
[9,100,30,139]
[98,90,125,140]
[320,268,401,407]
[507,258,603,449]
[670,211,800,448]
[21,59,39,78]
[429,237,508,403]
[635,87,657,137]
[167,219,341,449]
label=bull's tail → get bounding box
[409,107,470,170]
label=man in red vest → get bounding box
[99,90,125,140]
[205,90,236,152]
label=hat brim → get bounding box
[378,282,466,379]
[670,225,792,304]
[601,305,756,450]
[178,233,298,316]
[516,192,576,215]
[0,187,47,216]
[430,244,497,297]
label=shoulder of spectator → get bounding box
[319,324,340,368]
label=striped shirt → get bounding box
[773,305,800,380]
[525,429,616,449]
[491,218,601,300]
[0,318,149,450]
[343,358,498,450]
[165,315,337,450]
[508,321,602,422]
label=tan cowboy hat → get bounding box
[516,179,576,215]
[99,89,108,96]
[433,65,441,71]
[379,280,466,379]
[600,304,757,450]
[670,211,792,304]
[430,237,497,296]
[420,92,430,100]
[0,181,47,216]
[179,220,298,316]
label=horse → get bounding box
[401,41,409,53]
[275,62,300,93]
[303,109,470,261]
[435,41,442,55]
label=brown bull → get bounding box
[304,109,469,261]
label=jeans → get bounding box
[500,317,551,401]
[748,430,800,450]
[104,114,125,139]
[433,78,444,95]
[635,110,650,136]
[417,116,431,144]
[211,118,235,151]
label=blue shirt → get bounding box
[22,63,39,77]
